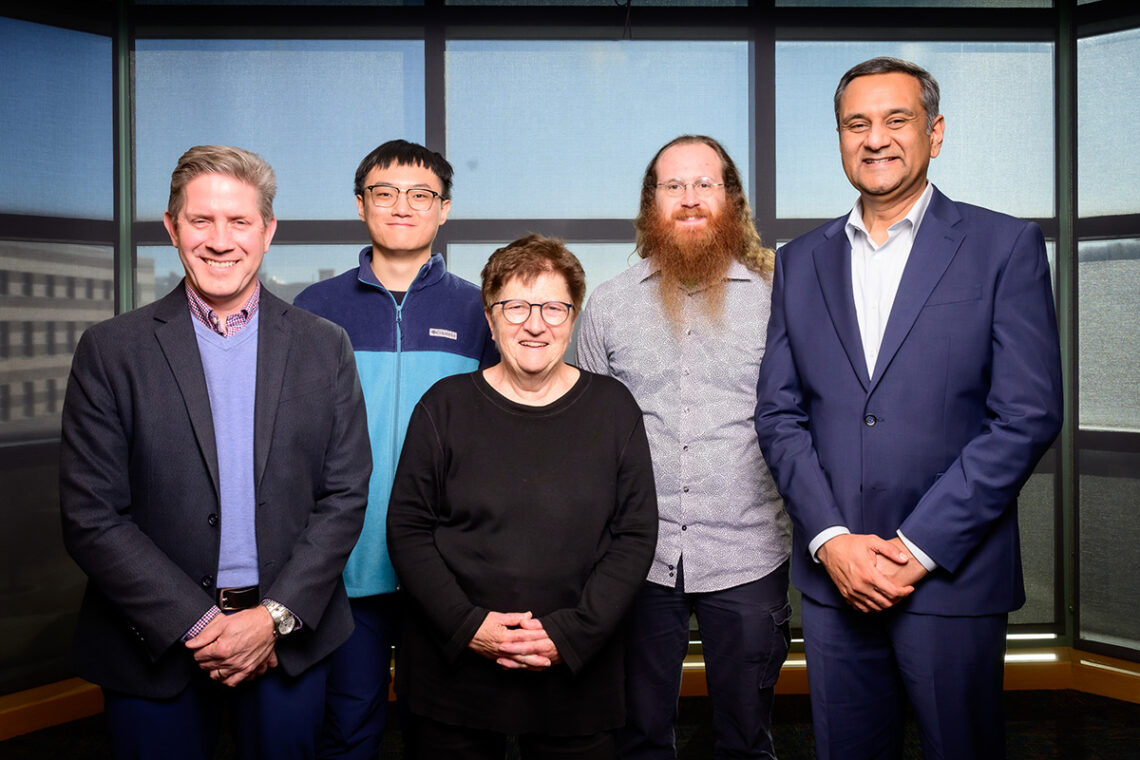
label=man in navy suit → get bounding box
[755,58,1062,759]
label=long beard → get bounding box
[642,205,744,327]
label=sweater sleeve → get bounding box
[539,408,658,674]
[386,401,489,662]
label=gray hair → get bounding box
[834,57,941,133]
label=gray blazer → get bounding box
[60,283,371,699]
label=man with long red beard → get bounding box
[577,135,792,760]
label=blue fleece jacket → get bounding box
[294,249,497,596]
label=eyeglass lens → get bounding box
[499,300,571,326]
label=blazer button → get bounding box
[864,414,878,427]
[207,513,219,527]
[200,575,214,589]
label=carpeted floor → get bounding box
[3,690,1137,758]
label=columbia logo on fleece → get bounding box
[429,328,458,340]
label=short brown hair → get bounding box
[480,234,587,313]
[168,145,277,225]
[634,135,773,279]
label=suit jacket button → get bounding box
[200,575,214,589]
[207,513,219,527]
[864,414,878,426]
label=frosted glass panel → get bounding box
[1078,239,1140,431]
[135,40,424,221]
[1079,451,1140,651]
[776,41,1053,219]
[1078,28,1140,217]
[0,19,112,220]
[446,40,750,220]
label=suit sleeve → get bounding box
[899,222,1062,572]
[60,328,217,658]
[387,402,490,662]
[261,328,371,629]
[755,248,849,547]
[539,411,658,674]
[574,293,610,375]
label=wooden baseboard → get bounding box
[0,677,103,742]
[2,648,1136,741]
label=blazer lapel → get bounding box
[153,285,220,496]
[254,288,291,489]
[812,221,871,391]
[870,188,965,391]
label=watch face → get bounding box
[277,612,297,635]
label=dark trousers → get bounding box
[104,658,329,760]
[801,595,1008,760]
[619,561,791,760]
[318,593,403,760]
[412,715,617,760]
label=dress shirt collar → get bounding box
[844,181,935,250]
[186,280,261,337]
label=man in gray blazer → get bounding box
[60,145,371,759]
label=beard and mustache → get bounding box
[639,201,746,326]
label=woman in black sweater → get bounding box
[387,234,658,759]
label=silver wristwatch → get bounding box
[261,599,298,638]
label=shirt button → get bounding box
[864,414,878,427]
[681,525,688,531]
[207,513,219,527]
[682,445,689,451]
[682,486,690,493]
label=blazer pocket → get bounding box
[926,285,982,306]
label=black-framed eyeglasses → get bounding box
[363,184,443,211]
[655,178,726,198]
[491,300,575,326]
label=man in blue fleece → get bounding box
[294,140,497,759]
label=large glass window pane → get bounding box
[446,40,750,220]
[134,40,425,221]
[0,19,112,220]
[0,240,113,696]
[1078,239,1140,431]
[1078,28,1140,217]
[137,244,364,307]
[775,41,1053,219]
[0,242,114,443]
[1078,450,1140,652]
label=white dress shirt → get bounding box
[809,182,938,572]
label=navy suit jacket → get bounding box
[755,187,1062,615]
[60,283,371,699]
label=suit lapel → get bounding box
[153,285,220,496]
[869,189,965,392]
[254,288,291,489]
[812,221,871,391]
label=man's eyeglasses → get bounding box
[491,300,575,327]
[655,178,726,198]
[364,184,443,211]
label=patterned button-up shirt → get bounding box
[186,280,261,336]
[577,257,791,592]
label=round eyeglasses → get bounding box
[491,300,575,326]
[364,184,443,211]
[655,178,726,198]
